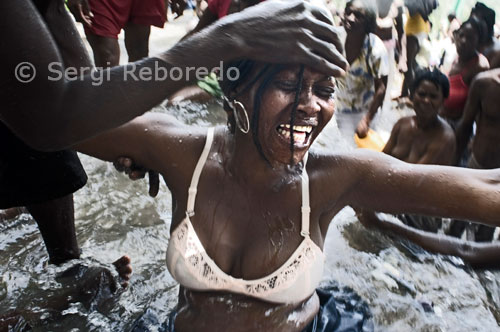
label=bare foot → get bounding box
[113,255,132,287]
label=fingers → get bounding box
[148,171,160,197]
[113,255,132,288]
[292,43,346,77]
[78,3,93,28]
[303,18,346,64]
[113,156,132,172]
[113,157,147,180]
[301,30,347,76]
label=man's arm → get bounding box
[1,0,347,151]
[358,210,500,269]
[455,76,483,163]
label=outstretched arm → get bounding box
[1,0,347,151]
[333,149,500,228]
[75,112,206,193]
[357,210,500,268]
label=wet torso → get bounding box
[384,116,455,165]
[472,73,500,169]
[162,129,349,331]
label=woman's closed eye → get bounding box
[274,80,299,92]
[314,86,336,99]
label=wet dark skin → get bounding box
[456,68,500,169]
[0,0,347,151]
[76,63,500,331]
[359,211,500,269]
[383,80,456,165]
[470,12,500,69]
[343,1,388,138]
[440,23,489,120]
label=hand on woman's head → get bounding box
[221,0,348,77]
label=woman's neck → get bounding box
[222,131,303,188]
[458,50,478,65]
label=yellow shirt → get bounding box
[405,13,430,36]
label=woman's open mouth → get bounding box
[276,124,313,146]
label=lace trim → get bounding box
[171,218,320,296]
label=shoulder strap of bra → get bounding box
[186,127,215,217]
[300,153,311,238]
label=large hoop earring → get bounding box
[223,96,250,134]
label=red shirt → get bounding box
[207,0,265,19]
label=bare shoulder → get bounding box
[478,54,490,71]
[395,116,414,128]
[307,149,397,204]
[438,118,455,142]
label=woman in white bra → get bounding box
[77,58,500,331]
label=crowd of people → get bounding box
[1,0,500,331]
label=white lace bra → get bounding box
[166,128,325,304]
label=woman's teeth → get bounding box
[277,124,312,144]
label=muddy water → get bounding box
[1,100,499,331]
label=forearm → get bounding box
[454,123,473,164]
[7,58,190,152]
[365,85,386,123]
[381,218,500,268]
[381,219,463,256]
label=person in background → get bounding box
[450,68,500,242]
[470,2,500,69]
[439,17,489,128]
[67,0,185,67]
[375,0,405,102]
[399,0,437,98]
[446,13,460,39]
[359,68,455,233]
[335,0,389,144]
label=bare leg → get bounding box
[400,35,419,98]
[124,22,151,62]
[26,194,80,265]
[86,33,120,67]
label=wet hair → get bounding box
[410,68,450,99]
[220,61,305,165]
[460,16,488,45]
[345,0,378,33]
[471,2,495,38]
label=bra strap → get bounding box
[300,153,311,238]
[186,128,215,217]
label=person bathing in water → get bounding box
[379,68,455,233]
[1,0,349,330]
[335,0,389,145]
[73,54,500,331]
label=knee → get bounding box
[127,42,149,62]
[94,45,120,67]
